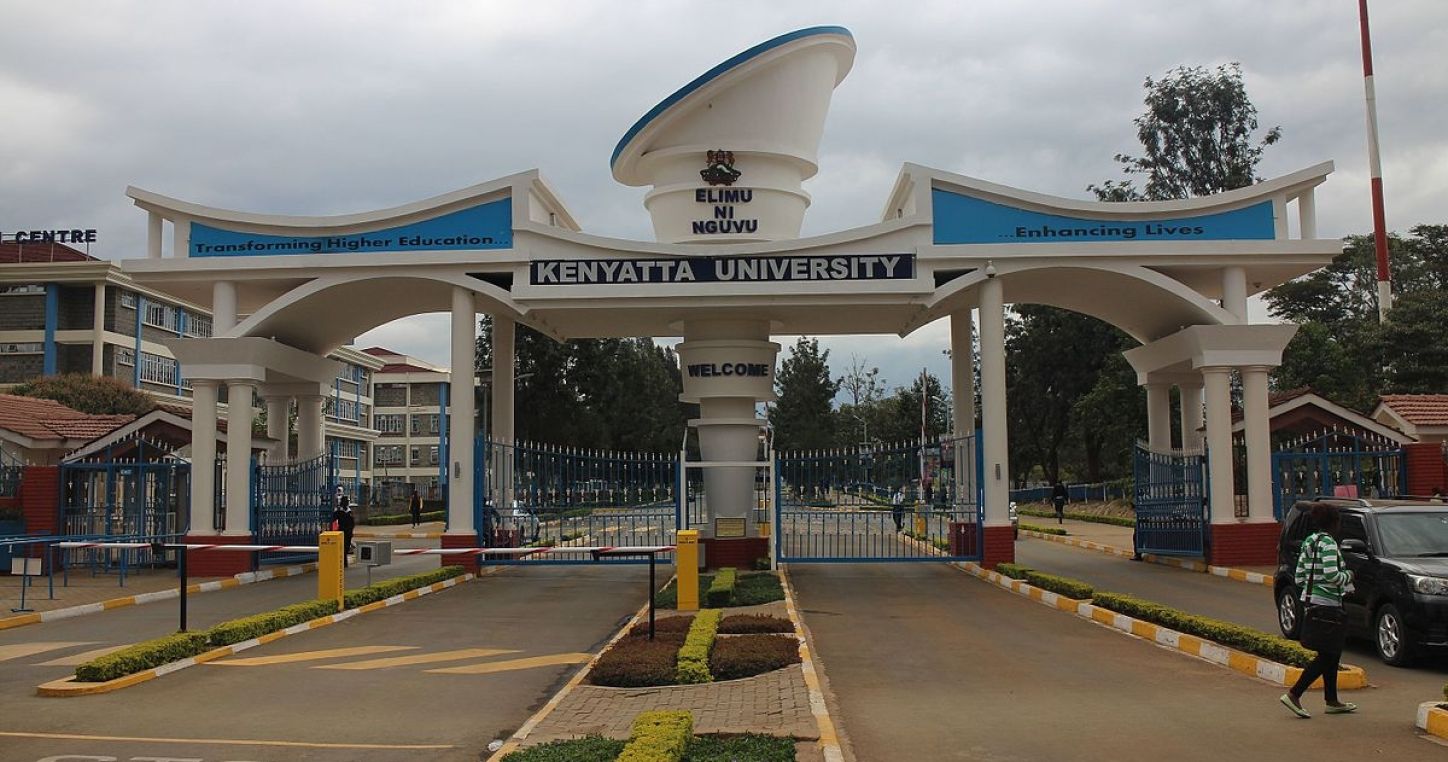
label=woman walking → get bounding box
[1280,502,1357,718]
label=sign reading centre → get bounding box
[531,254,913,286]
[190,199,512,257]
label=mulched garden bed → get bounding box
[590,614,799,687]
[654,572,785,609]
[503,733,796,761]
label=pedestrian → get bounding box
[1051,481,1068,525]
[409,485,424,527]
[332,495,356,567]
[1280,502,1357,718]
[892,486,906,532]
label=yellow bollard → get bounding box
[318,531,345,612]
[675,530,700,612]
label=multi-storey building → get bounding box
[363,347,450,503]
[0,241,382,500]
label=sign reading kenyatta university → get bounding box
[189,199,512,257]
[531,254,913,286]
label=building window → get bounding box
[184,314,212,337]
[0,342,43,354]
[375,445,404,466]
[410,413,440,435]
[139,352,178,385]
[0,284,45,296]
[410,446,439,466]
[116,347,135,366]
[120,291,138,309]
[143,302,182,333]
[331,398,360,423]
[375,414,405,434]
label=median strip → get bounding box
[1020,528,1273,587]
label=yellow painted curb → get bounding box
[35,571,481,697]
[956,562,1366,692]
[1417,702,1448,740]
[779,567,845,762]
[0,562,321,632]
[1020,530,1273,588]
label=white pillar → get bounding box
[1298,190,1317,240]
[1221,266,1248,323]
[1240,365,1275,522]
[189,381,218,535]
[224,381,255,536]
[1202,367,1235,524]
[978,277,1010,527]
[1145,383,1173,452]
[91,284,106,375]
[213,281,237,334]
[147,212,163,259]
[950,310,976,437]
[1178,381,1204,451]
[448,287,476,535]
[296,395,325,461]
[491,316,515,445]
[172,218,190,260]
[264,395,290,463]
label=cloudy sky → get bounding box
[3,1,1444,395]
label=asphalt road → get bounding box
[790,560,1447,762]
[0,563,649,762]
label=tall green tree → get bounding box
[873,371,951,445]
[770,338,839,452]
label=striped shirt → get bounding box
[1294,531,1353,606]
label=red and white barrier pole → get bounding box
[1359,0,1392,321]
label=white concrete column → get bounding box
[296,395,325,461]
[1145,383,1173,453]
[224,381,255,536]
[189,381,218,534]
[1177,381,1204,451]
[147,212,163,258]
[1298,190,1317,240]
[1202,367,1236,525]
[978,277,1010,527]
[264,395,290,464]
[1221,266,1248,323]
[91,284,106,375]
[491,316,515,445]
[448,287,477,535]
[172,218,190,260]
[1240,365,1275,522]
[950,310,976,437]
[213,281,237,334]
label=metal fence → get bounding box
[60,444,188,570]
[1132,443,1207,556]
[1271,430,1404,520]
[253,453,336,562]
[1010,481,1129,504]
[1,448,23,498]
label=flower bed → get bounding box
[718,615,794,634]
[710,634,800,681]
[502,733,796,762]
[655,572,784,609]
[591,614,799,687]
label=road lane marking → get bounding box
[208,645,414,667]
[37,644,130,666]
[427,652,591,675]
[0,730,454,750]
[0,642,93,663]
[316,647,520,670]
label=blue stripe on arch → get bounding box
[610,26,853,170]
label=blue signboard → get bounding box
[190,199,512,257]
[931,189,1275,245]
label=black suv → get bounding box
[1274,498,1448,666]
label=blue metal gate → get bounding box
[1271,431,1403,519]
[1132,443,1208,556]
[253,453,336,562]
[475,438,678,564]
[60,438,189,569]
[775,433,981,563]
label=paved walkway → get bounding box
[1020,515,1275,576]
[1,566,220,615]
[527,664,816,744]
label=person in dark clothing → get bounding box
[1051,481,1069,525]
[332,496,356,567]
[892,487,906,532]
[409,486,424,527]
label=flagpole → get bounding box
[1359,0,1392,321]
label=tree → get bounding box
[1379,289,1448,393]
[837,355,884,407]
[1088,63,1281,202]
[873,371,951,445]
[12,373,156,416]
[770,338,839,451]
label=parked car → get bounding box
[1274,497,1448,666]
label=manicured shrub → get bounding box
[995,562,1031,580]
[359,510,445,526]
[204,599,340,646]
[501,735,626,761]
[730,572,784,606]
[718,615,794,634]
[683,734,797,762]
[629,615,695,639]
[705,567,738,607]
[342,566,464,608]
[1023,571,1093,600]
[1017,506,1135,527]
[75,631,210,683]
[654,574,715,610]
[589,638,681,687]
[676,610,722,684]
[617,710,693,762]
[1020,523,1068,536]
[1093,591,1314,667]
[709,634,800,681]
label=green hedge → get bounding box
[705,568,737,607]
[731,573,785,606]
[995,563,1031,580]
[343,566,465,608]
[75,599,339,682]
[618,710,693,762]
[1020,523,1068,536]
[992,563,1092,600]
[1018,506,1135,527]
[502,736,626,761]
[683,735,796,762]
[360,510,445,526]
[1093,591,1313,667]
[676,610,721,684]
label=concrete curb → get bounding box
[35,571,479,697]
[956,562,1367,692]
[0,562,320,632]
[353,531,443,539]
[779,567,846,762]
[1416,702,1448,740]
[1020,529,1273,587]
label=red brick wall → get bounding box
[1208,521,1279,567]
[701,537,768,570]
[181,534,257,577]
[19,465,59,541]
[441,532,481,572]
[981,525,1015,569]
[1403,442,1448,497]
